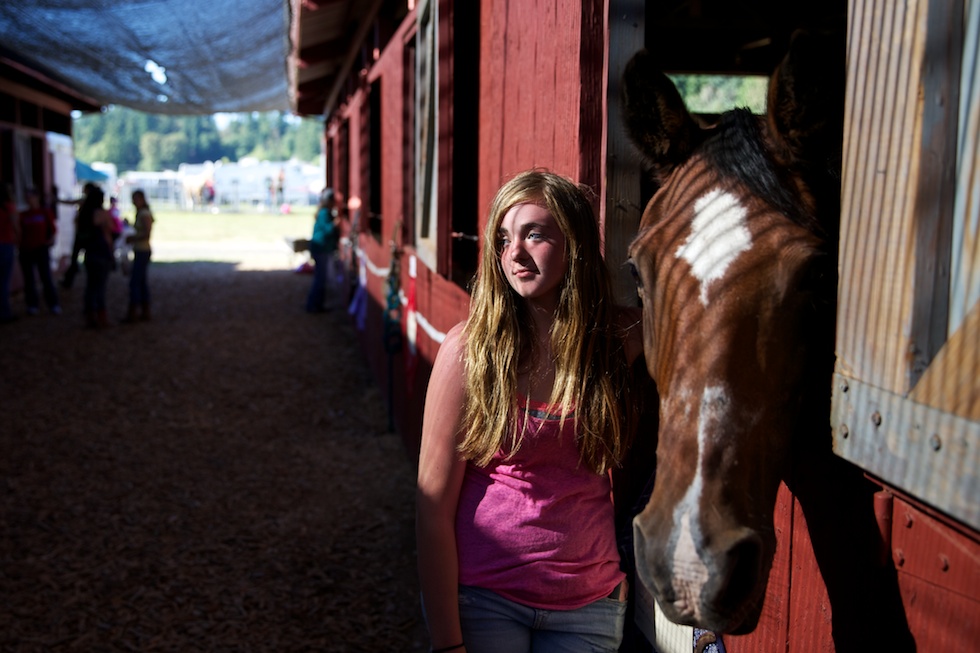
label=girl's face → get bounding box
[498,202,568,309]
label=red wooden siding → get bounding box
[324,7,470,453]
[325,0,610,453]
[892,495,980,650]
[478,0,604,231]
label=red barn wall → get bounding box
[477,0,605,233]
[330,11,471,457]
[327,0,608,457]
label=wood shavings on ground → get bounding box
[0,254,428,652]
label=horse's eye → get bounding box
[627,259,643,288]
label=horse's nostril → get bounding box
[714,531,763,611]
[632,519,650,577]
[633,518,669,598]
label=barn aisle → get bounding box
[0,255,427,652]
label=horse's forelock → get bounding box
[702,109,823,236]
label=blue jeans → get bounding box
[305,247,335,311]
[129,250,151,306]
[458,585,626,653]
[19,246,60,311]
[0,243,14,320]
[84,257,111,313]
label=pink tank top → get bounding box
[455,397,624,610]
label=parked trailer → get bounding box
[296,0,978,650]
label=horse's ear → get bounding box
[766,30,845,170]
[622,50,701,183]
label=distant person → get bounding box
[121,189,154,323]
[203,179,216,209]
[79,187,115,328]
[0,183,19,324]
[108,196,124,268]
[305,188,339,313]
[18,188,61,316]
[47,184,61,212]
[108,196,123,237]
[59,182,98,289]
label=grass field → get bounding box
[151,208,314,243]
[144,208,316,268]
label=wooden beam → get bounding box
[299,39,349,67]
[0,56,101,111]
[302,0,346,10]
[0,76,73,116]
[297,77,331,99]
[603,0,646,305]
[322,0,386,116]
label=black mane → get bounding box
[703,108,824,236]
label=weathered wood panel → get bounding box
[833,0,978,530]
[836,0,966,393]
[603,1,645,304]
[833,372,980,529]
[911,300,980,419]
[914,0,980,423]
[949,0,980,333]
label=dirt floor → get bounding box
[0,246,429,652]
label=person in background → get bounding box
[305,188,339,313]
[108,196,123,239]
[416,170,643,653]
[18,188,61,316]
[107,195,125,270]
[121,189,154,323]
[79,187,115,328]
[59,182,97,289]
[47,184,61,213]
[0,183,20,324]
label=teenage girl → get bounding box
[417,170,643,653]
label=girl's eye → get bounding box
[527,232,542,240]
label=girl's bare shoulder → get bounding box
[433,322,468,371]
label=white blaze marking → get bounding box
[671,385,730,618]
[675,188,752,305]
[673,512,709,621]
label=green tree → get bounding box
[286,117,323,162]
[73,107,322,171]
[139,132,163,171]
[159,132,189,170]
[668,74,769,115]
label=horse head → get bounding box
[622,32,842,633]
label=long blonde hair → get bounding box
[458,170,633,474]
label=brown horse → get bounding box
[621,33,843,634]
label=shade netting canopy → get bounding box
[0,0,293,115]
